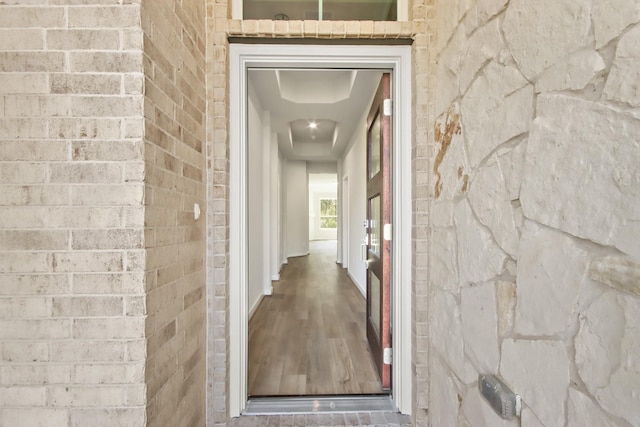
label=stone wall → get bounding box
[429,0,640,425]
[0,3,147,426]
[141,0,207,426]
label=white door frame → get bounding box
[229,43,412,417]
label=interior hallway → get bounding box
[248,240,384,396]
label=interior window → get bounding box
[243,0,397,21]
[319,198,337,229]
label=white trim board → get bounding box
[228,43,413,418]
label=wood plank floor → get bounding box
[248,240,384,397]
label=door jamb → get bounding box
[228,43,412,418]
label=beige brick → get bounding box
[0,52,65,72]
[48,385,132,407]
[122,162,145,184]
[2,408,68,427]
[72,363,144,384]
[0,117,47,138]
[0,296,51,318]
[73,272,144,294]
[125,339,146,362]
[4,94,70,117]
[0,163,48,183]
[49,340,125,362]
[0,274,68,296]
[71,184,143,206]
[124,73,144,95]
[52,251,123,273]
[145,207,177,228]
[0,29,44,50]
[49,163,122,184]
[72,229,143,250]
[70,51,143,73]
[69,408,145,427]
[145,79,174,116]
[0,230,68,250]
[123,28,144,50]
[0,185,69,206]
[72,318,145,339]
[124,117,144,138]
[0,140,68,160]
[0,7,65,28]
[71,140,142,161]
[154,228,182,247]
[183,287,203,309]
[47,29,120,50]
[0,74,48,94]
[125,295,145,316]
[48,0,125,3]
[124,249,145,271]
[1,341,49,362]
[0,386,47,406]
[68,6,141,28]
[51,73,121,95]
[70,95,143,117]
[48,117,122,139]
[0,319,70,339]
[0,252,51,273]
[52,296,124,317]
[0,207,123,229]
[0,365,71,385]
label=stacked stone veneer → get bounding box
[430,0,640,425]
[0,1,206,426]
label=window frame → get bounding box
[232,0,408,21]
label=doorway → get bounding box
[229,43,412,417]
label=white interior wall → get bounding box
[341,112,368,295]
[285,161,310,257]
[247,83,266,314]
[280,158,288,266]
[270,131,282,280]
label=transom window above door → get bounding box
[240,0,403,21]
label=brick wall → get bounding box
[141,0,207,426]
[0,3,146,426]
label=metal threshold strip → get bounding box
[244,395,397,415]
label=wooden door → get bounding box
[365,73,391,390]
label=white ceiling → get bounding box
[248,68,383,162]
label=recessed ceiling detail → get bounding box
[276,70,357,104]
[289,119,336,144]
[248,68,383,162]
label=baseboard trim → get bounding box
[249,294,265,320]
[348,270,366,297]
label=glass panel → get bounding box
[368,112,381,179]
[320,198,337,229]
[243,0,397,21]
[324,0,396,20]
[369,195,380,256]
[370,273,381,338]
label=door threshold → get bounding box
[243,395,397,415]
